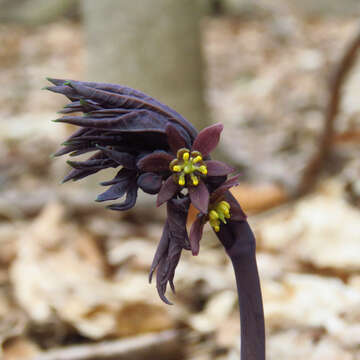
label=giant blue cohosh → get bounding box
[47,78,265,360]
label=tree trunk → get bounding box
[0,0,77,24]
[81,0,208,132]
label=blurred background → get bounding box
[1,0,360,359]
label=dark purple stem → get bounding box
[216,197,265,360]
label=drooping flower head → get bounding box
[47,78,265,360]
[47,78,240,303]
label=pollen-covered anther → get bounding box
[170,148,208,187]
[218,201,231,218]
[209,200,231,232]
[191,174,199,186]
[183,152,190,161]
[178,174,185,186]
[199,165,207,175]
[209,210,219,220]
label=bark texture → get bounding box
[81,0,208,131]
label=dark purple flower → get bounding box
[138,123,235,213]
[148,197,190,305]
[189,175,247,255]
[46,78,265,360]
[47,78,194,210]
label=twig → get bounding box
[31,330,183,360]
[296,24,360,196]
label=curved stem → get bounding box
[216,198,265,360]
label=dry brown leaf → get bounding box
[10,203,174,339]
[259,182,360,272]
[263,273,360,341]
[268,330,353,360]
[189,290,237,333]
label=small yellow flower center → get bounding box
[209,201,231,232]
[169,148,207,187]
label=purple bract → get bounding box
[47,78,265,360]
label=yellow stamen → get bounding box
[171,148,209,188]
[178,174,185,186]
[191,174,199,186]
[219,203,230,213]
[183,152,190,161]
[208,201,232,233]
[209,210,219,220]
[199,165,207,175]
[220,201,230,209]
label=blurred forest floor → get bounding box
[1,9,360,360]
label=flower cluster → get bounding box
[170,148,207,186]
[47,78,246,304]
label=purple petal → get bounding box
[149,221,170,283]
[87,108,133,117]
[189,180,209,214]
[52,144,80,157]
[210,175,240,203]
[166,197,191,251]
[137,152,173,172]
[62,151,111,182]
[205,160,235,176]
[54,110,168,133]
[151,198,190,304]
[191,123,223,157]
[165,249,181,295]
[156,256,175,305]
[68,147,99,157]
[106,183,138,211]
[47,78,198,140]
[156,177,180,207]
[62,127,89,142]
[67,81,138,108]
[165,123,186,154]
[95,145,135,169]
[100,168,134,186]
[46,85,80,101]
[58,99,101,113]
[96,181,129,202]
[189,214,205,256]
[96,183,129,202]
[66,158,114,170]
[62,168,99,183]
[97,169,136,202]
[79,99,103,113]
[137,172,163,194]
